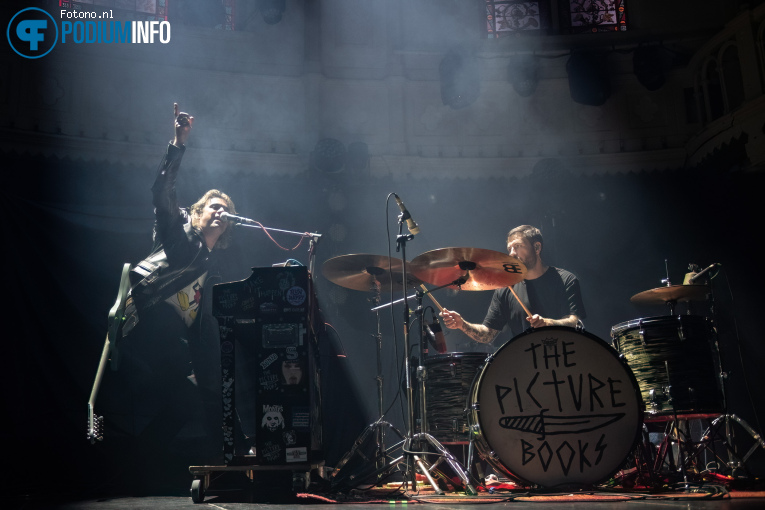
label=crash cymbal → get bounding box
[410,247,526,291]
[322,254,420,292]
[630,285,710,305]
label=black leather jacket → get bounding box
[122,143,220,337]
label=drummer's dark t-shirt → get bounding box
[483,266,586,338]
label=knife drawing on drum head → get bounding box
[498,409,626,440]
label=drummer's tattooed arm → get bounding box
[527,313,580,329]
[441,308,500,344]
[460,322,500,344]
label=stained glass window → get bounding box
[485,0,627,37]
[221,0,236,30]
[486,1,552,38]
[560,0,627,34]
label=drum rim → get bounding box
[470,326,645,488]
[610,314,709,337]
[423,351,491,363]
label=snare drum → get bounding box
[611,315,722,420]
[468,327,642,487]
[424,353,487,444]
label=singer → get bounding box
[440,225,585,346]
[116,104,237,481]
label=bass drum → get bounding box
[468,327,643,487]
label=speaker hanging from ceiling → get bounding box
[566,51,611,106]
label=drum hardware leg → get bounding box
[652,419,693,483]
[413,455,444,495]
[411,432,478,495]
[466,435,476,478]
[654,426,674,476]
[420,454,462,492]
[631,425,660,487]
[690,414,765,478]
[330,420,405,489]
[665,361,691,490]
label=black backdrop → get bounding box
[3,146,764,500]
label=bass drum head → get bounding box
[470,327,643,487]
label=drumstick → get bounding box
[508,285,533,318]
[419,284,445,312]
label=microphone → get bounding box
[220,212,257,225]
[393,194,420,235]
[688,263,721,284]
[425,318,447,354]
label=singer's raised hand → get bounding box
[173,102,194,147]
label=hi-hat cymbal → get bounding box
[630,285,710,305]
[322,254,420,292]
[410,247,526,291]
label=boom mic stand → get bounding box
[389,214,476,494]
[354,276,477,494]
[223,214,322,274]
[333,208,477,494]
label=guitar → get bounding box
[87,263,131,443]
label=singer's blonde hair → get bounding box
[190,189,236,249]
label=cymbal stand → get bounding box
[331,278,406,487]
[649,278,765,482]
[666,360,691,489]
[683,284,765,478]
[372,282,387,472]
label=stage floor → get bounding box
[19,479,765,510]
[42,493,765,510]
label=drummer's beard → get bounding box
[520,251,538,272]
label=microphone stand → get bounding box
[368,264,476,494]
[395,216,418,489]
[228,220,322,275]
[333,208,476,494]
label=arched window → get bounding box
[720,43,745,112]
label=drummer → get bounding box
[440,225,586,345]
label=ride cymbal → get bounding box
[630,285,710,305]
[322,254,420,292]
[410,247,526,291]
